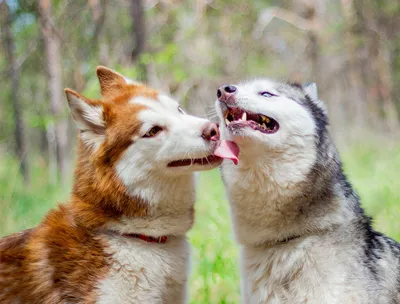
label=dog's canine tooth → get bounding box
[225,118,230,125]
[242,112,247,121]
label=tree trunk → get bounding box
[300,0,320,81]
[341,0,369,128]
[38,0,68,183]
[392,40,400,116]
[356,1,399,131]
[130,0,147,81]
[370,34,399,131]
[88,0,107,46]
[351,0,399,131]
[1,1,30,185]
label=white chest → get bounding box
[240,239,371,304]
[96,236,190,304]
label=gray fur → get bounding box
[216,79,400,303]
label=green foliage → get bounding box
[0,153,70,237]
[341,143,400,240]
[189,171,240,303]
[1,142,399,302]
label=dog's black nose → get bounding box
[223,85,237,93]
[217,85,237,102]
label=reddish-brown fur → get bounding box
[0,67,159,303]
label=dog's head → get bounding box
[66,67,230,194]
[215,79,328,185]
[64,67,240,235]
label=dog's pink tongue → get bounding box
[214,140,240,165]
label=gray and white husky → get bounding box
[215,79,400,304]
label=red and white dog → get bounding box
[0,67,239,303]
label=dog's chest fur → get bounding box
[222,161,400,304]
[240,237,374,304]
[97,235,190,304]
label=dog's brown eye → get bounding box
[178,106,186,115]
[144,126,163,138]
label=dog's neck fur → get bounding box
[222,137,353,247]
[70,139,196,238]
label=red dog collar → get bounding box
[122,233,168,244]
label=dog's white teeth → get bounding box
[242,112,247,121]
[261,123,267,129]
[225,118,230,125]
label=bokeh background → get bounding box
[1,0,399,303]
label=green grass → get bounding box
[0,155,70,237]
[189,170,240,303]
[340,142,400,241]
[0,142,399,303]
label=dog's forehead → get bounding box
[158,94,179,108]
[240,79,280,92]
[129,94,180,129]
[240,79,305,101]
[275,83,306,101]
[129,94,177,110]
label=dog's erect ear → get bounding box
[65,88,105,149]
[302,82,318,100]
[302,82,328,115]
[96,66,136,99]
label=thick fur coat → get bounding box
[0,67,223,303]
[215,80,400,303]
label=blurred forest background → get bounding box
[0,0,399,303]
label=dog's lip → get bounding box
[223,107,279,134]
[167,155,223,167]
[167,140,240,167]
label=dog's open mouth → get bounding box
[224,107,279,134]
[168,141,240,167]
[167,155,222,167]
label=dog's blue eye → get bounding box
[260,92,276,98]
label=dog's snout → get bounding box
[217,85,237,103]
[201,122,220,141]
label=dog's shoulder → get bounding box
[0,228,35,302]
[0,205,111,303]
[0,228,33,259]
